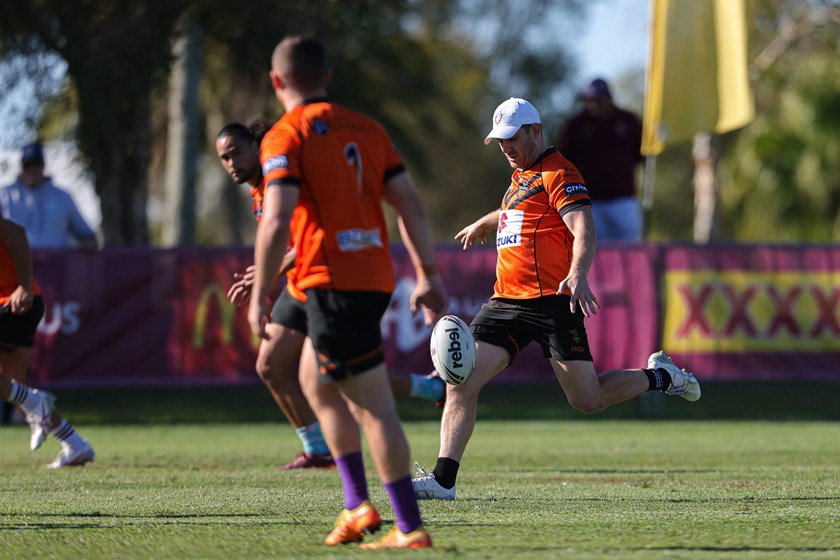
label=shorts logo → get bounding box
[262,155,289,175]
[496,209,523,249]
[564,183,588,196]
[336,227,383,252]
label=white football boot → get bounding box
[648,351,701,402]
[47,439,95,469]
[412,462,455,500]
[24,389,56,451]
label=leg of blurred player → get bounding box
[0,334,94,468]
[260,290,445,471]
[299,337,430,549]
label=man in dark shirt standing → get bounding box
[557,78,644,241]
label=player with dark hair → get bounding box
[0,216,94,468]
[412,97,700,500]
[248,36,446,549]
[215,122,445,472]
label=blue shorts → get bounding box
[470,295,593,364]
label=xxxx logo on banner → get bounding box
[663,271,840,352]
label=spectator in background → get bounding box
[0,142,97,249]
[0,216,95,468]
[556,78,644,242]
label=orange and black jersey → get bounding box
[250,182,264,223]
[260,97,404,294]
[493,147,590,300]
[0,242,40,306]
[249,174,307,301]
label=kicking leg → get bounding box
[551,360,648,413]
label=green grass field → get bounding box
[1,383,839,559]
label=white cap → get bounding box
[484,97,541,145]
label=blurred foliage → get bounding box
[0,1,188,245]
[187,0,581,244]
[718,0,840,241]
[3,1,837,244]
[1,0,581,245]
[647,0,840,242]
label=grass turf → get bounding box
[1,381,839,559]
[19,380,840,425]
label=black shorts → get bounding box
[470,295,593,364]
[0,296,45,351]
[303,289,391,382]
[270,286,307,333]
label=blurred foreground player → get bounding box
[0,216,94,468]
[249,36,447,548]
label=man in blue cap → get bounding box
[0,142,97,249]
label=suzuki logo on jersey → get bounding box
[565,183,588,196]
[337,227,383,252]
[496,210,523,249]
[262,155,289,174]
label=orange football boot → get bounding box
[324,500,381,546]
[359,526,433,550]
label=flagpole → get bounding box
[641,155,656,239]
[642,155,656,210]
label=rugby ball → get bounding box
[430,315,476,385]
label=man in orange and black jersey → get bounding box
[248,36,446,550]
[0,216,94,468]
[216,123,446,471]
[411,97,701,501]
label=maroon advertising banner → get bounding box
[25,244,840,388]
[661,244,840,381]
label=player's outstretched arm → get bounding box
[228,246,296,306]
[454,210,500,250]
[228,265,255,306]
[249,184,299,338]
[557,206,600,317]
[384,172,448,325]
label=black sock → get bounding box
[644,368,672,391]
[432,457,460,489]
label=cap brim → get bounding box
[483,124,522,145]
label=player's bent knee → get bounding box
[567,395,607,414]
[449,379,481,401]
[255,361,271,382]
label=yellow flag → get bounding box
[642,0,755,156]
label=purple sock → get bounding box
[384,475,423,534]
[335,451,368,511]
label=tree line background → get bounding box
[0,0,838,247]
